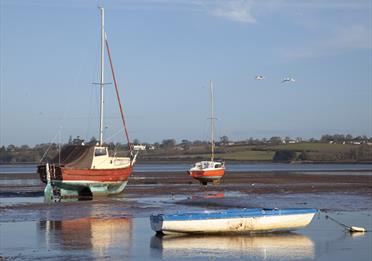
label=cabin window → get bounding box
[95,148,107,156]
[215,163,221,168]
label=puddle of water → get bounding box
[298,171,372,176]
[130,195,190,207]
[2,163,371,175]
[0,179,41,186]
[0,211,371,260]
[0,197,44,206]
[112,191,243,207]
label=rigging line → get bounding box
[87,25,102,141]
[105,127,125,143]
[39,131,60,163]
[105,34,132,152]
[86,83,98,140]
[58,29,93,143]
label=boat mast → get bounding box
[210,80,215,162]
[99,7,105,146]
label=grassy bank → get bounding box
[140,142,372,163]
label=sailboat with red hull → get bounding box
[37,7,137,198]
[188,81,225,185]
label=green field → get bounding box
[141,142,371,162]
[219,150,274,161]
[266,143,359,152]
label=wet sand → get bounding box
[1,171,371,222]
[2,170,371,195]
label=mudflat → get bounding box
[0,171,371,222]
[1,170,372,261]
[1,171,371,196]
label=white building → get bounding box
[132,144,146,151]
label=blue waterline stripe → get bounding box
[151,208,318,222]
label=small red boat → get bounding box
[188,160,225,185]
[188,81,225,185]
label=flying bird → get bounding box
[255,75,264,80]
[281,77,295,83]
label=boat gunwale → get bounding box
[151,208,318,222]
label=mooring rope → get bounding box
[324,213,369,233]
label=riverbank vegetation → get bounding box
[1,134,371,163]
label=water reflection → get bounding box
[39,218,132,258]
[151,233,314,260]
[191,192,225,199]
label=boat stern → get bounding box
[150,214,164,234]
[37,163,63,184]
[37,164,48,184]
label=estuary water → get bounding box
[1,163,371,260]
[1,163,372,174]
[1,211,371,260]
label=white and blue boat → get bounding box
[150,208,317,235]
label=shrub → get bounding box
[273,150,297,162]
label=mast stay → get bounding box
[105,34,132,152]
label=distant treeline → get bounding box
[0,138,130,163]
[272,147,372,162]
[1,134,371,163]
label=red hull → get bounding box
[38,164,133,184]
[61,166,133,182]
[189,168,225,180]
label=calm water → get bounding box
[1,211,371,260]
[135,163,372,173]
[1,163,372,174]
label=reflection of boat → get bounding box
[188,81,225,185]
[151,233,314,260]
[39,218,132,254]
[191,192,225,199]
[150,208,317,235]
[37,7,137,198]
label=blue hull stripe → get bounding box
[150,208,317,222]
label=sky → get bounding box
[0,0,371,146]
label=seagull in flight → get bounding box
[281,77,295,83]
[255,75,264,80]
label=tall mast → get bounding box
[210,80,215,162]
[99,7,105,146]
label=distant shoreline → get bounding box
[1,160,372,165]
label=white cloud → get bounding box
[198,0,370,24]
[260,0,371,9]
[283,25,372,59]
[332,25,372,50]
[209,0,256,23]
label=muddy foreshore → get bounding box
[0,171,371,222]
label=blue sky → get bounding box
[0,0,371,146]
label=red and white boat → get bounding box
[188,160,225,185]
[188,81,225,185]
[37,7,137,199]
